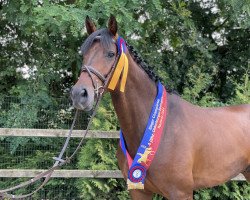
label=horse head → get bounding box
[71,15,119,111]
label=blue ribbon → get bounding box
[120,82,164,184]
[117,36,127,55]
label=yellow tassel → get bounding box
[108,52,129,92]
[127,179,144,190]
[120,55,128,92]
[108,53,125,90]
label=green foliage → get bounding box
[194,181,250,200]
[91,94,119,131]
[1,0,250,199]
[76,95,130,199]
[232,66,250,104]
[76,138,129,200]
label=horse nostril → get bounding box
[81,89,88,98]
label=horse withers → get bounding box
[71,15,250,200]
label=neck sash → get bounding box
[120,82,167,190]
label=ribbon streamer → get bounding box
[108,36,129,92]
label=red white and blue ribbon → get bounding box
[120,82,168,189]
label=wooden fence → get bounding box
[0,128,245,181]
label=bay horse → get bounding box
[71,15,250,199]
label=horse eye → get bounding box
[107,51,115,58]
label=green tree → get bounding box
[1,0,249,199]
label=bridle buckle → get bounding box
[94,83,105,97]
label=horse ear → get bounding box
[108,14,118,36]
[85,16,96,35]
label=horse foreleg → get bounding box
[129,189,153,200]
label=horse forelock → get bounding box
[80,28,114,55]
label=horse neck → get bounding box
[110,53,157,158]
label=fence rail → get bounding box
[0,128,119,138]
[0,169,123,178]
[0,128,246,181]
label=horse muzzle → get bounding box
[70,85,94,111]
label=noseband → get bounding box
[81,65,106,97]
[81,55,118,97]
[81,65,106,83]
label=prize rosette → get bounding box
[127,164,146,189]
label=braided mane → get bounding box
[80,28,175,93]
[126,44,160,83]
[127,44,175,94]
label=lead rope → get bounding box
[0,54,119,200]
[0,110,79,200]
[0,92,104,200]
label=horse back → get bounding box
[214,104,250,139]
